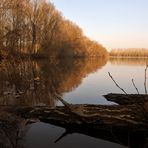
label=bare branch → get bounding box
[132,79,139,94]
[144,64,148,94]
[108,72,127,94]
[55,93,71,110]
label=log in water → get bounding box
[0,93,148,147]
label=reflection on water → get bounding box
[107,58,148,94]
[1,57,148,148]
[23,122,126,148]
[0,57,107,106]
[109,57,148,66]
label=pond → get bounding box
[0,57,148,148]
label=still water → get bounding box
[0,57,147,148]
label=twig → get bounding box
[144,64,148,94]
[108,72,127,94]
[132,79,139,94]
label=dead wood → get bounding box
[104,93,148,105]
[0,94,148,148]
[144,64,148,94]
[108,72,127,94]
[132,78,139,94]
[0,93,147,132]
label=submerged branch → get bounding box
[144,64,148,94]
[132,79,139,94]
[108,72,127,94]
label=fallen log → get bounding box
[104,93,148,105]
[0,93,148,148]
[0,93,147,131]
[0,105,147,148]
[3,104,147,131]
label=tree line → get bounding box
[110,48,148,57]
[0,0,108,59]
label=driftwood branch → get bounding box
[132,79,139,94]
[1,93,148,147]
[55,94,89,121]
[104,93,148,105]
[144,64,148,94]
[108,72,127,94]
[55,94,71,110]
[6,100,148,130]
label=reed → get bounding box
[110,48,148,57]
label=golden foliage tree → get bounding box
[0,0,108,58]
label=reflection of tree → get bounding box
[0,112,27,148]
[57,57,108,93]
[0,58,107,106]
[109,57,148,66]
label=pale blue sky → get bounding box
[49,0,148,50]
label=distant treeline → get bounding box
[110,48,148,57]
[0,0,107,59]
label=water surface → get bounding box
[0,57,147,148]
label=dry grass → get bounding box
[110,48,148,57]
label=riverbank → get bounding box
[110,48,148,58]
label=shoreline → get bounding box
[109,55,148,59]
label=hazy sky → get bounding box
[49,0,148,50]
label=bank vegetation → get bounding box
[0,0,108,59]
[110,48,148,58]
